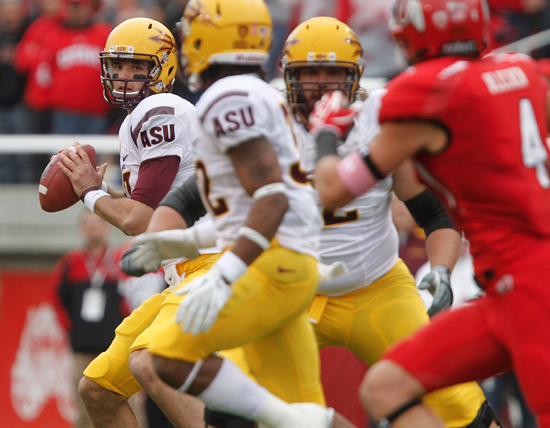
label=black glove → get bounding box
[119,247,149,277]
[418,265,453,317]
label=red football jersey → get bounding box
[379,53,550,287]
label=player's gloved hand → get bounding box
[119,247,149,277]
[309,90,362,138]
[130,228,201,272]
[174,251,247,336]
[317,261,348,281]
[162,260,184,291]
[418,264,453,317]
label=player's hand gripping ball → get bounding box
[39,144,97,212]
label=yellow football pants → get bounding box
[309,259,486,428]
[149,244,324,405]
[83,253,220,397]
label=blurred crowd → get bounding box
[1,0,550,181]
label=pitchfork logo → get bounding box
[149,27,177,59]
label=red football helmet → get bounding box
[390,0,490,64]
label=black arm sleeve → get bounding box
[158,173,207,227]
[403,189,458,237]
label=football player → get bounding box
[311,0,550,427]
[281,16,499,428]
[58,18,210,428]
[135,1,353,427]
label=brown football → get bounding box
[39,144,98,212]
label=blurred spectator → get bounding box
[50,209,131,428]
[0,0,30,133]
[338,0,402,78]
[279,0,401,78]
[101,0,163,26]
[488,0,550,58]
[13,0,63,134]
[163,0,188,33]
[45,0,113,134]
[265,0,291,80]
[0,0,34,183]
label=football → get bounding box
[39,144,98,212]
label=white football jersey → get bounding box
[192,74,322,258]
[119,93,196,197]
[295,89,399,296]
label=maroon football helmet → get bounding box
[390,0,490,64]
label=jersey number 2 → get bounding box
[520,98,550,188]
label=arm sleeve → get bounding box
[130,156,180,209]
[403,189,459,237]
[158,173,207,227]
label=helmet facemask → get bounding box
[100,18,178,109]
[281,17,364,125]
[101,52,167,109]
[284,62,361,124]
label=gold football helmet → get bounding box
[180,0,272,92]
[282,17,364,123]
[100,18,178,108]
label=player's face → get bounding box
[109,59,150,93]
[297,67,349,106]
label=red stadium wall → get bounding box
[0,268,370,428]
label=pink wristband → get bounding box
[336,151,378,197]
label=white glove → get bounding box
[174,251,247,336]
[162,260,184,290]
[418,265,453,317]
[317,261,348,281]
[130,228,200,272]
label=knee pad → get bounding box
[378,398,423,428]
[204,408,256,428]
[465,401,502,428]
[115,292,166,337]
[83,348,142,398]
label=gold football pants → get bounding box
[149,244,324,405]
[83,254,220,397]
[309,259,486,428]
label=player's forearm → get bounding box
[314,155,357,209]
[93,196,154,236]
[145,206,188,233]
[425,228,462,272]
